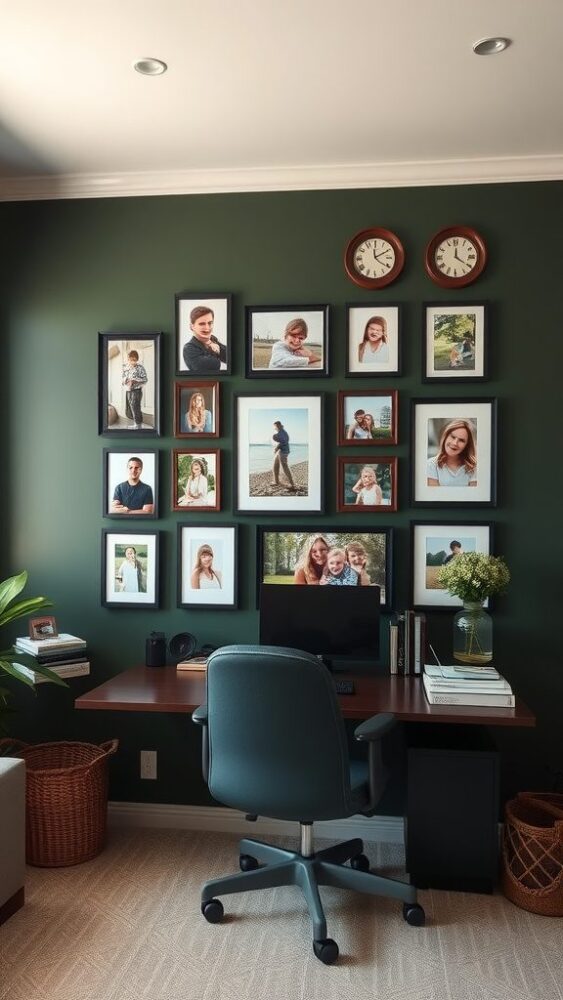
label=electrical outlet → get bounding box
[140,749,157,780]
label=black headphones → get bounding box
[169,632,197,663]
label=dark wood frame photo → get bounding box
[245,304,329,378]
[175,293,232,376]
[28,616,58,640]
[422,302,488,383]
[234,393,324,514]
[345,303,401,376]
[172,448,221,512]
[101,528,160,609]
[98,332,161,436]
[103,448,158,519]
[336,457,398,512]
[410,520,494,610]
[337,389,398,446]
[256,525,393,609]
[173,380,219,439]
[410,398,497,507]
[177,523,238,609]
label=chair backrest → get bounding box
[205,644,355,823]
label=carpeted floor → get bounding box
[1,827,561,1000]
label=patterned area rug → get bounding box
[1,827,561,1000]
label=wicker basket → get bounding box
[0,738,118,867]
[501,791,563,916]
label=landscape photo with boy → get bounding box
[431,311,476,371]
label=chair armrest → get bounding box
[354,712,396,742]
[191,704,209,781]
[192,704,208,726]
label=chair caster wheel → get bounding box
[350,852,370,871]
[313,937,339,964]
[201,898,224,923]
[239,854,259,871]
[403,902,425,926]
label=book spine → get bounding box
[424,682,512,694]
[396,614,406,675]
[423,686,515,707]
[35,654,89,666]
[389,623,398,675]
[404,611,412,676]
[34,662,90,683]
[413,612,426,675]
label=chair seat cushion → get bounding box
[349,760,370,813]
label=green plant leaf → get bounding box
[0,660,36,689]
[0,595,53,628]
[0,571,28,616]
[1,659,68,688]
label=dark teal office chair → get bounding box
[192,645,424,964]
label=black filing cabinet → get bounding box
[405,725,500,893]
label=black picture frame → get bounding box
[103,448,158,519]
[101,528,160,609]
[177,523,239,609]
[410,397,497,507]
[345,303,402,377]
[245,304,329,378]
[175,293,232,376]
[410,520,494,611]
[422,302,489,383]
[98,332,161,436]
[256,525,393,610]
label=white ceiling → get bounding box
[0,0,562,200]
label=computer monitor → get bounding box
[259,583,380,668]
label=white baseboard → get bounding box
[108,801,404,845]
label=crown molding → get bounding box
[0,154,562,202]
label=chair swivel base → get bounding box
[201,836,425,964]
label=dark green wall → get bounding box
[2,181,562,806]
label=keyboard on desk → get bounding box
[334,679,355,695]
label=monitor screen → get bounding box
[259,583,380,666]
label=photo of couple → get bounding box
[259,529,388,603]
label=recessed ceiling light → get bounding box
[133,58,168,76]
[472,37,511,56]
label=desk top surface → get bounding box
[75,665,535,727]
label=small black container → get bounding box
[146,631,166,667]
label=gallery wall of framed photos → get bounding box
[4,179,561,802]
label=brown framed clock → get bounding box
[425,226,487,288]
[344,227,405,289]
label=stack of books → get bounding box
[389,611,426,675]
[13,632,89,683]
[422,661,514,707]
[177,655,207,673]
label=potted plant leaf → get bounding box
[0,571,67,737]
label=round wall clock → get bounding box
[425,226,487,288]
[344,227,405,289]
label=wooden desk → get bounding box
[75,665,535,728]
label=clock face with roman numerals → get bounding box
[344,227,405,289]
[425,227,487,288]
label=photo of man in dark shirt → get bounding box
[182,305,227,374]
[111,457,154,514]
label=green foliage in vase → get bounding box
[437,552,510,603]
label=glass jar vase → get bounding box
[453,602,493,665]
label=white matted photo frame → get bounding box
[103,449,158,518]
[423,303,488,382]
[98,332,161,436]
[337,389,398,446]
[101,529,159,608]
[175,293,232,376]
[411,398,497,506]
[235,393,324,514]
[256,526,393,609]
[177,523,238,609]
[346,304,401,376]
[336,457,398,512]
[411,521,494,610]
[172,449,221,511]
[174,380,219,438]
[245,305,329,378]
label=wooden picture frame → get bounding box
[411,398,497,507]
[98,332,161,436]
[423,302,488,382]
[337,457,398,512]
[246,305,329,378]
[172,449,221,512]
[28,616,58,640]
[175,293,232,376]
[177,523,238,609]
[101,529,160,609]
[174,380,219,438]
[337,389,398,446]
